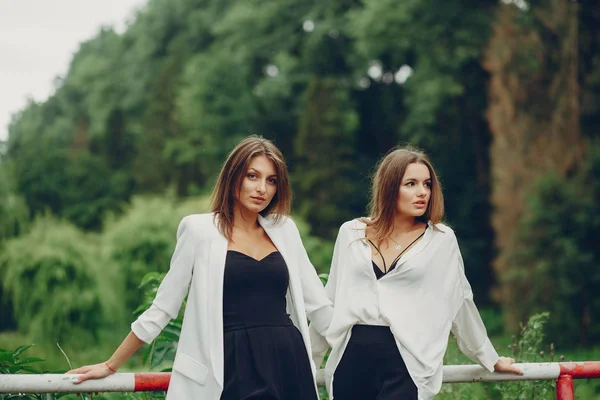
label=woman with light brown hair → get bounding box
[310,146,521,400]
[68,136,332,400]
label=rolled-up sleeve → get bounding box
[131,216,196,344]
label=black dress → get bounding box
[220,250,317,400]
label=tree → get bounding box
[293,77,362,238]
[484,0,586,327]
[0,162,29,243]
[0,162,29,331]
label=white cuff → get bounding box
[474,337,500,372]
[131,305,172,344]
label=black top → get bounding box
[372,260,397,279]
[222,250,293,331]
[370,226,427,280]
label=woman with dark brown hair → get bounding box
[68,136,332,400]
[310,146,521,400]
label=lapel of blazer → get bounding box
[207,222,228,389]
[259,215,293,273]
[259,215,301,316]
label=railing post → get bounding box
[556,375,574,400]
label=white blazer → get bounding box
[131,213,333,399]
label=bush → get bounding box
[496,312,554,400]
[503,146,600,346]
[0,216,122,347]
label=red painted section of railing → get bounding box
[123,362,600,398]
[133,373,170,391]
[555,362,600,400]
[556,375,574,400]
[559,361,600,379]
[3,362,600,396]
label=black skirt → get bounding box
[220,250,317,400]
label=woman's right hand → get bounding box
[67,362,115,384]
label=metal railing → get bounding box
[2,362,599,399]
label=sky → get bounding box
[0,0,148,142]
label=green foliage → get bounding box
[0,161,27,330]
[293,77,362,239]
[0,162,29,243]
[172,49,255,185]
[59,152,132,230]
[479,307,505,337]
[8,137,131,231]
[6,37,134,230]
[0,345,45,375]
[293,216,335,274]
[349,0,494,137]
[504,146,600,346]
[497,312,554,400]
[0,216,122,347]
[3,0,502,304]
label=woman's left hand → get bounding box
[494,357,523,375]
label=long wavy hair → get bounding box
[363,146,444,244]
[210,136,291,240]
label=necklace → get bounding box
[389,236,403,250]
[389,228,427,251]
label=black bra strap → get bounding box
[368,239,387,272]
[369,226,428,275]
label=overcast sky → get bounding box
[0,0,148,141]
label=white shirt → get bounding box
[309,219,499,400]
[132,213,333,400]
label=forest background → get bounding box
[0,0,599,398]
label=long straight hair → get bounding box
[363,146,444,244]
[210,136,291,240]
